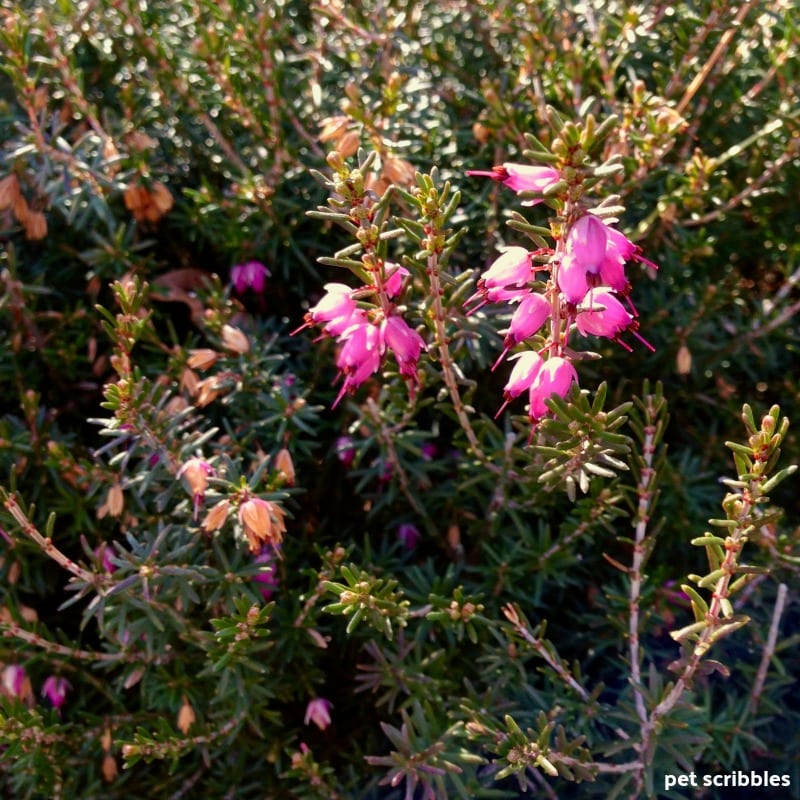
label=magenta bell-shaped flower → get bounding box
[528,356,578,420]
[382,316,425,380]
[467,162,561,205]
[307,283,360,336]
[333,319,383,406]
[41,675,70,712]
[493,292,551,370]
[230,260,270,294]
[576,288,655,352]
[495,350,545,418]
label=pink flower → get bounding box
[421,443,437,461]
[382,316,425,381]
[495,351,544,418]
[334,319,383,406]
[557,250,591,303]
[482,247,534,297]
[467,163,561,205]
[231,261,270,294]
[577,288,655,352]
[253,546,280,600]
[576,288,632,338]
[528,356,578,420]
[557,215,608,303]
[397,523,421,549]
[94,543,116,573]
[601,226,659,293]
[304,698,333,730]
[494,292,550,369]
[467,247,536,311]
[335,436,356,467]
[1,664,27,699]
[567,215,608,273]
[383,264,409,298]
[306,283,360,336]
[41,675,70,712]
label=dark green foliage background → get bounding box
[1,1,798,798]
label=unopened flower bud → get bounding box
[178,457,214,520]
[274,448,295,486]
[187,349,220,371]
[318,115,351,143]
[221,324,250,354]
[102,753,119,782]
[0,174,20,211]
[177,696,196,734]
[336,129,361,158]
[304,698,333,730]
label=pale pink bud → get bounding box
[1,664,27,698]
[304,698,333,730]
[177,696,196,734]
[221,324,250,355]
[41,675,70,712]
[231,260,270,294]
[528,357,578,420]
[382,316,425,379]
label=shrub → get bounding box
[1,1,799,798]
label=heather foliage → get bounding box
[1,1,799,798]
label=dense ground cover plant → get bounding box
[1,1,799,798]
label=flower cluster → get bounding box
[230,260,271,295]
[296,264,425,407]
[1,664,69,713]
[467,162,657,422]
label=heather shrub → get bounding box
[1,1,799,798]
